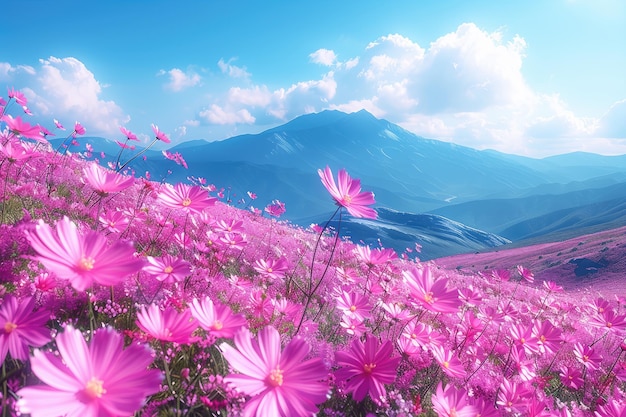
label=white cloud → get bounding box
[228,85,272,107]
[597,99,626,138]
[31,56,127,135]
[309,48,338,66]
[199,104,255,125]
[218,58,250,79]
[160,68,201,92]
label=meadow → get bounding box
[1,88,625,416]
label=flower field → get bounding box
[1,89,626,416]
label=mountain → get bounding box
[67,110,626,258]
[316,208,511,261]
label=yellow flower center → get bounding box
[181,197,192,207]
[350,305,357,312]
[212,320,223,331]
[164,265,174,274]
[267,368,284,387]
[423,292,434,304]
[78,256,95,271]
[443,361,450,368]
[85,377,106,399]
[4,322,17,333]
[363,362,376,374]
[343,195,352,205]
[267,268,273,274]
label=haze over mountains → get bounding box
[66,110,626,260]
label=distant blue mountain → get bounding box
[55,110,626,258]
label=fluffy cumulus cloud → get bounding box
[199,104,255,125]
[18,57,128,135]
[218,58,250,79]
[159,68,201,92]
[309,48,338,66]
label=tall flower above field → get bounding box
[1,115,44,141]
[220,326,328,417]
[403,265,461,313]
[318,166,376,219]
[17,325,162,417]
[25,216,144,291]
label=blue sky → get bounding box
[1,0,625,157]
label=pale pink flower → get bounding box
[83,162,134,194]
[26,216,144,291]
[220,326,329,417]
[335,334,400,403]
[54,119,65,130]
[143,254,192,283]
[151,123,171,143]
[136,304,198,344]
[190,296,247,339]
[490,268,511,281]
[354,245,397,266]
[158,182,217,214]
[253,257,289,282]
[517,265,534,283]
[318,165,376,219]
[589,309,626,335]
[340,315,367,337]
[8,87,27,106]
[0,295,50,363]
[17,325,162,417]
[431,382,477,417]
[403,265,461,313]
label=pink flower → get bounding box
[403,265,461,313]
[73,121,86,136]
[119,126,138,141]
[431,344,466,379]
[8,87,28,106]
[98,209,130,234]
[83,162,135,194]
[335,334,400,403]
[264,199,286,217]
[354,245,397,266]
[0,295,50,363]
[17,325,162,417]
[318,165,376,219]
[25,216,144,291]
[136,304,198,344]
[517,265,534,283]
[1,115,44,141]
[151,124,171,143]
[158,183,217,214]
[573,342,602,371]
[54,119,65,130]
[220,326,329,417]
[190,296,247,338]
[431,382,477,417]
[253,257,289,281]
[335,289,371,321]
[143,254,192,283]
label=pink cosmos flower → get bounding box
[517,265,534,283]
[83,162,135,195]
[136,304,198,344]
[573,342,602,371]
[26,216,144,291]
[431,383,477,417]
[8,87,28,106]
[0,295,50,363]
[318,165,376,219]
[158,182,217,214]
[119,126,138,141]
[335,334,400,403]
[190,296,247,339]
[253,257,289,281]
[595,399,626,417]
[73,121,86,137]
[431,344,466,379]
[532,319,562,355]
[264,199,286,217]
[403,265,461,313]
[17,325,162,417]
[0,139,40,163]
[54,119,65,130]
[98,209,130,234]
[151,123,171,143]
[220,326,329,417]
[143,254,192,283]
[335,289,371,321]
[589,309,626,335]
[560,365,583,389]
[1,115,44,141]
[354,245,397,266]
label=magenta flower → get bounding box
[220,326,329,417]
[1,115,44,141]
[190,296,247,338]
[0,295,50,363]
[54,119,65,130]
[83,162,135,195]
[403,265,461,313]
[573,342,602,371]
[264,199,286,217]
[119,126,138,141]
[431,344,466,379]
[318,165,376,219]
[136,304,198,344]
[335,334,400,403]
[517,265,534,283]
[335,289,371,321]
[73,121,86,137]
[151,123,171,144]
[431,383,477,417]
[8,87,28,106]
[253,257,289,282]
[143,254,192,283]
[17,325,162,417]
[158,183,217,214]
[25,216,144,291]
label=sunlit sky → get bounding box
[1,0,625,157]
